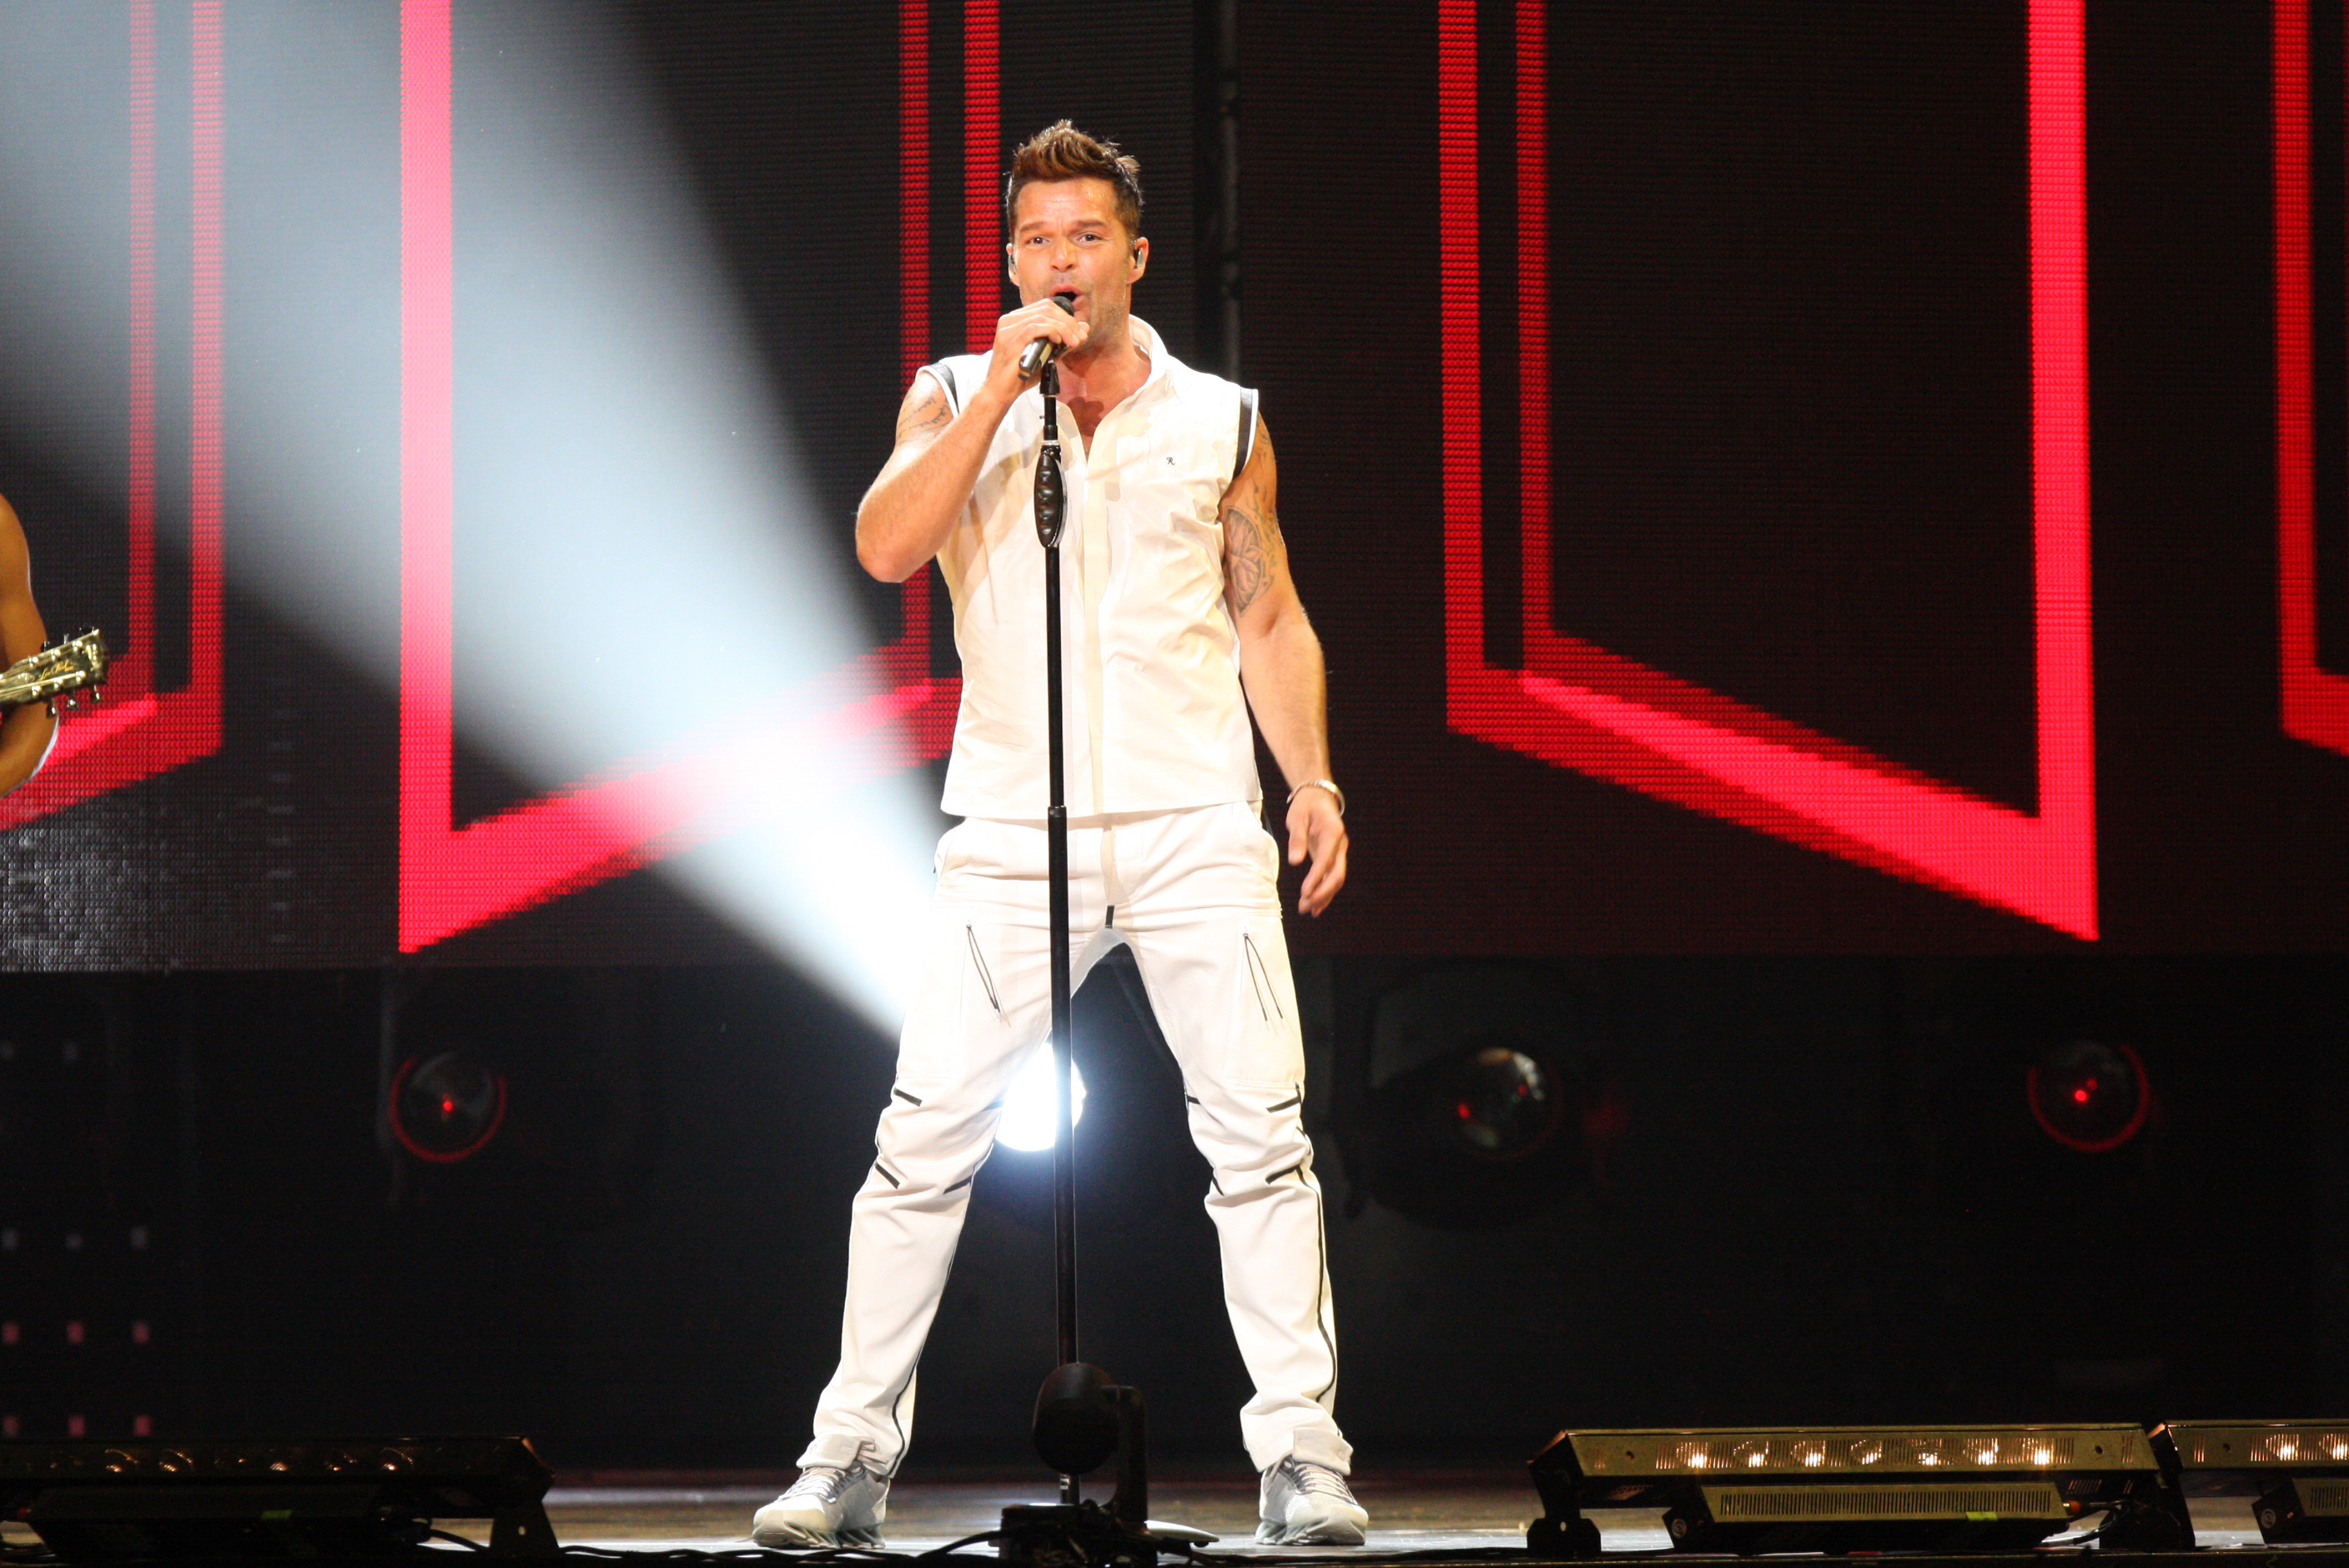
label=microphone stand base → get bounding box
[998,1504,1176,1568]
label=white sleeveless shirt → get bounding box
[926,318,1262,820]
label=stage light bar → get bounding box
[2155,1421,2349,1544]
[0,1435,556,1560]
[1528,1424,2183,1555]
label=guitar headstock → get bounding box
[0,629,111,712]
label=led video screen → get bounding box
[2,0,2344,972]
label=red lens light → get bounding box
[389,1052,508,1163]
[2027,1041,2151,1153]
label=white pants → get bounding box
[800,802,1351,1477]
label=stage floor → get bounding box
[411,1471,2281,1557]
[0,1467,2287,1561]
[453,1470,1543,1555]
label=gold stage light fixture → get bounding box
[2155,1421,2349,1544]
[1527,1424,2187,1555]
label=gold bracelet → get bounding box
[1286,778,1346,817]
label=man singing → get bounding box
[754,123,1363,1548]
[0,494,57,797]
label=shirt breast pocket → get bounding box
[1137,436,1225,556]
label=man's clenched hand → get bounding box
[982,296,1089,401]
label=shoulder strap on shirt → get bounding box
[928,360,961,416]
[1235,386,1260,481]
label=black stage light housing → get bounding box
[1003,1364,1161,1568]
[0,1435,556,1560]
[375,969,652,1224]
[2154,1420,2349,1544]
[1528,1424,2186,1556]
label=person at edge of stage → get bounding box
[0,493,57,797]
[752,121,1362,1549]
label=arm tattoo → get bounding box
[896,385,950,442]
[1224,496,1284,615]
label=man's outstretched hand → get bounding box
[1285,790,1349,916]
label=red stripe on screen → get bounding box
[123,0,155,699]
[900,0,929,387]
[963,0,998,354]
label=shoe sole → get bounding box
[1256,1522,1367,1546]
[751,1525,884,1549]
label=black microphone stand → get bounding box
[1032,360,1082,1504]
[1002,355,1172,1568]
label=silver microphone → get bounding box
[1017,292,1080,379]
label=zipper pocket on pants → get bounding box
[1242,932,1283,1021]
[965,926,1002,1014]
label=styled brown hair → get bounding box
[1003,120,1144,237]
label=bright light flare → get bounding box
[996,1044,1084,1153]
[151,2,938,1020]
[0,10,129,506]
[408,5,938,1021]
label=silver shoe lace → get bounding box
[1280,1458,1356,1501]
[784,1465,856,1504]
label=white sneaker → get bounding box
[751,1462,888,1548]
[1257,1455,1368,1545]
